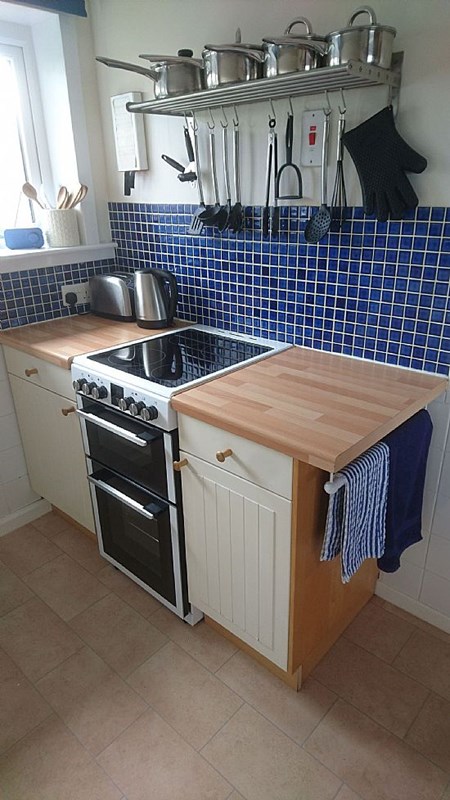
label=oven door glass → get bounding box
[79,398,169,499]
[89,467,176,606]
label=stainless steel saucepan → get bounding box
[96,50,204,99]
[326,6,396,69]
[202,28,264,89]
[263,17,327,77]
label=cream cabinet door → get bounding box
[9,375,94,532]
[180,451,291,669]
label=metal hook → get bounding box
[288,96,294,116]
[191,110,198,132]
[219,105,229,128]
[338,88,346,116]
[232,104,239,128]
[268,98,276,124]
[324,89,332,117]
[207,108,215,130]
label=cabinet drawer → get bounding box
[178,415,292,500]
[4,346,74,398]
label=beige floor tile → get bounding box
[344,602,415,663]
[0,524,60,576]
[31,511,71,539]
[393,629,450,700]
[59,673,148,755]
[0,598,83,683]
[0,560,33,616]
[36,646,114,708]
[0,716,121,800]
[25,553,109,621]
[98,564,162,617]
[98,708,231,800]
[0,648,52,754]
[312,637,429,737]
[226,794,245,800]
[383,601,450,644]
[128,641,242,750]
[442,782,450,800]
[335,787,363,800]
[70,593,167,676]
[405,693,450,772]
[52,525,105,574]
[304,699,447,800]
[151,607,237,671]
[216,650,336,745]
[202,703,341,800]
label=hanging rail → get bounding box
[126,54,402,118]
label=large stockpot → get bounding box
[263,17,327,77]
[326,6,396,69]
[203,28,264,89]
[96,50,203,99]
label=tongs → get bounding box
[263,116,279,237]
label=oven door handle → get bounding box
[77,409,150,447]
[87,475,157,520]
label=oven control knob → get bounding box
[81,381,97,396]
[72,378,87,393]
[140,405,158,422]
[118,396,134,411]
[91,385,108,400]
[129,401,144,417]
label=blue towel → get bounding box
[378,409,433,573]
[321,442,390,583]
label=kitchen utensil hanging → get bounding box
[263,103,278,237]
[304,93,332,243]
[275,99,303,200]
[187,113,205,235]
[227,106,244,233]
[200,111,228,228]
[218,108,231,231]
[330,89,348,230]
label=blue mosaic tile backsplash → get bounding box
[110,203,450,376]
[0,258,116,329]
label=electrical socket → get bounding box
[61,282,90,307]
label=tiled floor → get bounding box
[1,512,450,800]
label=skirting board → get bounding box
[375,582,450,635]
[0,499,52,537]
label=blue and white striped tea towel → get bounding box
[321,442,390,583]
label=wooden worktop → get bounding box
[172,347,447,472]
[0,315,188,370]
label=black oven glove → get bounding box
[342,106,427,222]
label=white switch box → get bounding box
[301,109,325,167]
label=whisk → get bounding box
[330,94,348,231]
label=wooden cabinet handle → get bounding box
[61,406,76,416]
[24,368,38,377]
[173,458,189,471]
[216,448,233,462]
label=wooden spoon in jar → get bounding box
[22,182,45,209]
[56,186,68,209]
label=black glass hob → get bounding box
[89,328,271,388]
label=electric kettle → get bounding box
[134,268,178,329]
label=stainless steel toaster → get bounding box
[89,273,135,321]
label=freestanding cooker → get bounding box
[72,325,290,623]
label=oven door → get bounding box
[77,398,175,502]
[88,465,184,611]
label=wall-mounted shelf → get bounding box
[126,54,402,117]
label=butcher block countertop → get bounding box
[172,347,448,472]
[0,314,187,370]
[1,316,447,471]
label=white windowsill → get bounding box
[0,242,117,273]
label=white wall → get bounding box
[88,0,450,207]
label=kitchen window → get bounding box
[0,41,46,234]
